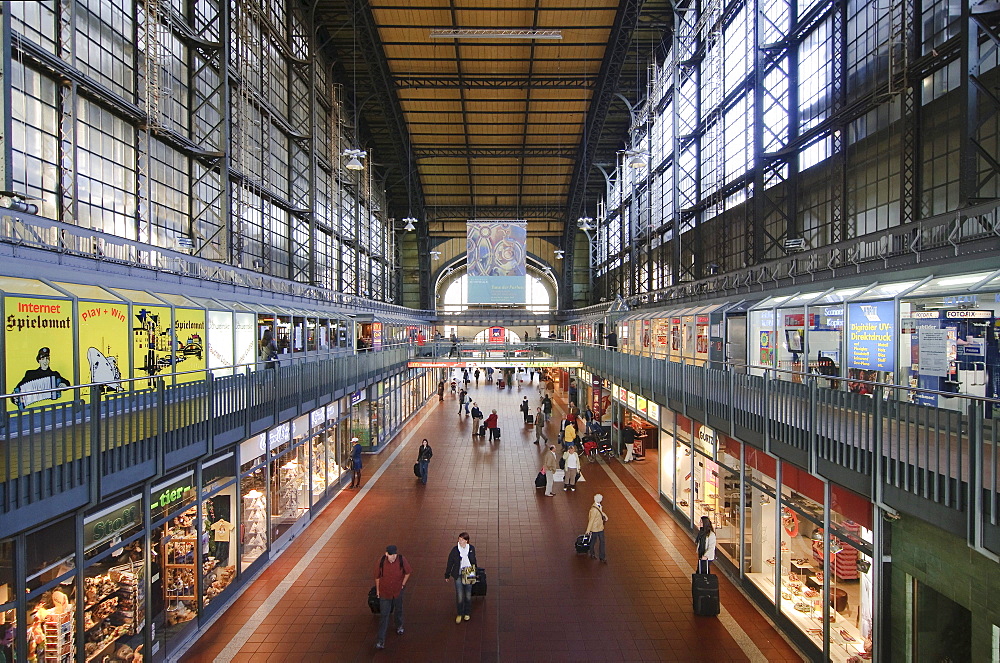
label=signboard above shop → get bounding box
[847,300,895,371]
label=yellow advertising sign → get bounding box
[173,308,206,383]
[132,305,173,388]
[5,296,75,411]
[131,306,207,386]
[78,300,129,394]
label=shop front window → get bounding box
[1,537,13,663]
[25,518,77,663]
[744,448,778,584]
[311,434,328,503]
[270,444,308,541]
[712,450,741,567]
[240,466,268,570]
[201,456,238,610]
[143,471,200,656]
[82,536,144,663]
[778,470,827,651]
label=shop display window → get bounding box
[240,466,268,570]
[659,430,676,500]
[201,490,237,609]
[777,474,832,654]
[311,434,328,503]
[674,441,693,524]
[0,538,12,663]
[24,518,76,663]
[270,444,309,541]
[150,479,199,650]
[82,536,144,663]
[710,455,741,567]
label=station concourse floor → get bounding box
[180,378,804,662]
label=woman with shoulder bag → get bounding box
[444,532,478,623]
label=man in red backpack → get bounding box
[374,545,412,650]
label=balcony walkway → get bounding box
[179,378,803,662]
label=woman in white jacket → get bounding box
[695,516,717,574]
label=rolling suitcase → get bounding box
[471,568,487,597]
[692,573,720,616]
[575,534,591,554]
[526,413,534,425]
[497,378,505,389]
[479,424,486,436]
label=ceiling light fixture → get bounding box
[553,249,564,259]
[429,29,562,40]
[430,250,442,260]
[626,151,647,168]
[343,148,366,171]
[578,216,594,232]
[402,217,417,232]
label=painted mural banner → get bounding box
[466,220,527,304]
[5,296,75,411]
[847,300,895,371]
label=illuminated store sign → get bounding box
[84,497,142,547]
[847,301,895,371]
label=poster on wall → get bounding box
[207,311,235,373]
[847,301,895,371]
[5,296,75,411]
[77,299,129,394]
[466,220,527,304]
[132,306,172,386]
[759,331,774,367]
[372,321,383,350]
[173,309,206,383]
[234,312,257,369]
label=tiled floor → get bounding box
[180,380,804,662]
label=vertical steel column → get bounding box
[897,0,920,224]
[58,0,79,225]
[0,3,12,193]
[959,3,1000,205]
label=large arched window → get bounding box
[442,273,552,313]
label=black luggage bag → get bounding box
[534,472,546,488]
[413,462,420,477]
[479,424,486,436]
[494,427,501,440]
[471,568,487,597]
[692,573,720,616]
[575,534,591,554]
[368,586,380,614]
[526,414,534,425]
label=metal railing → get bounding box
[0,344,413,522]
[580,344,1000,557]
[3,338,998,557]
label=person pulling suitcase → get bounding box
[692,516,720,616]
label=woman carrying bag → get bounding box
[444,532,479,623]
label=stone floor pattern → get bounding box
[180,379,804,662]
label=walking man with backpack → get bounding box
[374,545,412,650]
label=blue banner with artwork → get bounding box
[847,300,895,371]
[467,221,526,304]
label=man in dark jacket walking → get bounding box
[519,396,530,423]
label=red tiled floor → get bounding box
[180,380,805,662]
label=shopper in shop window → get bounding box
[695,516,717,574]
